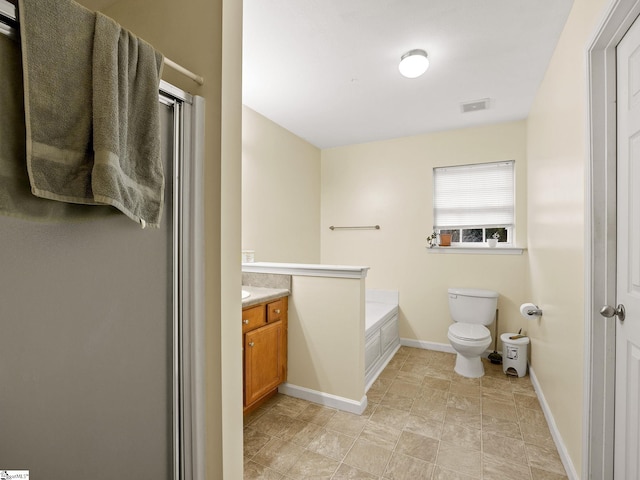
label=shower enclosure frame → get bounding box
[161,82,207,480]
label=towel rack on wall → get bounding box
[329,225,381,231]
[0,0,205,86]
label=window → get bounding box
[433,160,514,245]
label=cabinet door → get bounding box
[244,321,283,406]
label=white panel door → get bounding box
[615,16,640,479]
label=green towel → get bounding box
[16,0,165,227]
[92,12,165,228]
[0,33,114,222]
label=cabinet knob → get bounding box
[248,341,255,347]
[274,309,281,314]
[243,319,249,324]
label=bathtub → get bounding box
[365,289,400,390]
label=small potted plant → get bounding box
[439,233,452,246]
[487,231,499,248]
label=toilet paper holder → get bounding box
[521,304,543,317]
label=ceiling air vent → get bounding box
[460,98,491,113]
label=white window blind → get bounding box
[433,160,514,228]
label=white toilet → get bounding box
[447,288,499,378]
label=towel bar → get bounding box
[329,225,380,230]
[0,2,204,86]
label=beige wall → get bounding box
[287,276,365,402]
[96,1,243,478]
[242,106,321,263]
[526,0,608,475]
[321,121,529,346]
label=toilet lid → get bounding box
[449,323,491,341]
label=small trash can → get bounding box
[500,333,529,377]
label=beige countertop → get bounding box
[242,285,290,308]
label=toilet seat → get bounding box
[448,323,490,342]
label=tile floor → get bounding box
[243,346,568,480]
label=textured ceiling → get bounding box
[243,0,574,148]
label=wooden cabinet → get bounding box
[242,296,288,411]
[245,321,283,406]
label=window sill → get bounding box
[426,246,525,255]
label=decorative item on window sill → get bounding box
[487,231,500,248]
[426,231,438,248]
[439,233,452,247]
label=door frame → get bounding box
[586,0,640,477]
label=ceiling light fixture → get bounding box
[398,49,429,78]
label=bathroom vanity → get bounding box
[242,287,289,412]
[243,263,370,414]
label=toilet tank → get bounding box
[448,288,498,325]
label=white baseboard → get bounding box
[278,383,368,415]
[400,338,456,354]
[529,366,578,480]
